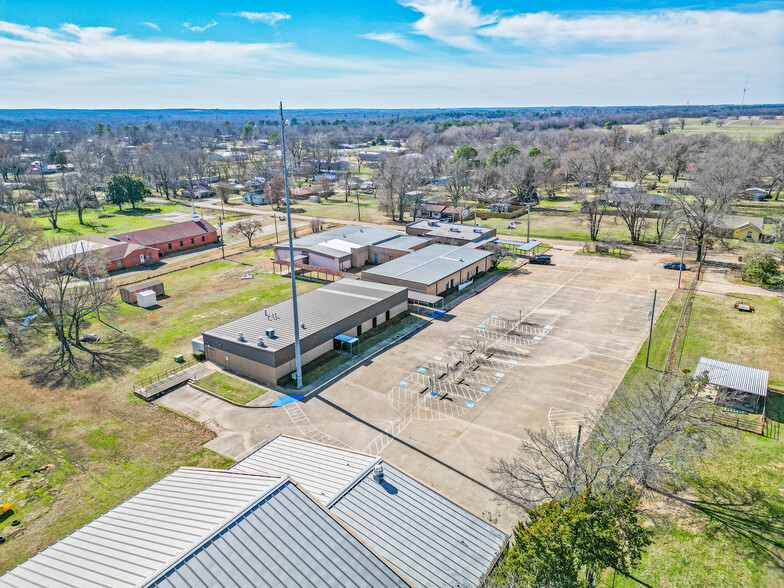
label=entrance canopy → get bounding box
[407,291,444,306]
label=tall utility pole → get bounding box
[218,220,225,259]
[645,289,657,368]
[526,204,531,243]
[677,228,687,290]
[280,102,303,389]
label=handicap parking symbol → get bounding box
[481,386,491,392]
[399,381,409,387]
[464,401,475,408]
[417,367,427,373]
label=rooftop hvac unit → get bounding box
[257,337,266,347]
[265,328,276,338]
[428,221,438,227]
[473,228,483,233]
[237,332,245,342]
[450,227,460,232]
[373,462,384,481]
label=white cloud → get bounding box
[236,11,291,26]
[183,20,217,32]
[360,32,414,50]
[482,9,783,48]
[400,0,496,50]
[142,22,160,31]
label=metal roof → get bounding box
[39,239,107,263]
[232,436,509,588]
[407,220,495,242]
[202,279,407,352]
[230,436,376,505]
[147,479,412,588]
[695,357,769,397]
[276,226,428,258]
[1,469,283,588]
[111,220,217,247]
[331,463,508,588]
[362,244,492,286]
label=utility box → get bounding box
[136,290,158,308]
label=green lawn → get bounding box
[623,116,784,140]
[601,290,784,588]
[28,204,176,237]
[110,262,320,380]
[195,372,266,404]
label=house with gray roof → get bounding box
[406,220,497,245]
[273,226,431,272]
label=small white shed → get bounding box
[136,289,158,308]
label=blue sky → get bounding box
[0,0,781,108]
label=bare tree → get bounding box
[229,218,265,247]
[3,242,118,384]
[573,190,608,241]
[673,146,751,261]
[502,157,538,204]
[60,175,98,225]
[28,174,65,231]
[616,193,652,243]
[653,204,676,244]
[660,137,693,182]
[760,133,784,200]
[585,145,613,192]
[445,158,472,207]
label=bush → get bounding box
[744,251,781,285]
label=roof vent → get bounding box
[301,323,306,329]
[265,328,276,338]
[459,257,464,262]
[450,227,460,232]
[257,337,266,347]
[474,228,482,233]
[372,462,384,482]
[237,332,246,342]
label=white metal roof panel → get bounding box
[695,357,769,397]
[230,436,376,504]
[330,464,508,588]
[147,480,411,588]
[1,469,282,588]
[362,244,492,286]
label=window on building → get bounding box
[357,324,362,336]
[201,236,205,242]
[386,310,390,321]
[179,241,183,247]
[746,231,753,239]
[372,317,378,328]
[168,243,172,250]
[191,238,195,244]
[117,261,121,268]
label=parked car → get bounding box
[530,255,552,265]
[664,262,686,270]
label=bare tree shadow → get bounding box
[23,335,160,388]
[651,479,784,568]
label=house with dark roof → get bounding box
[111,219,218,256]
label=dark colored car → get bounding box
[664,262,686,270]
[530,255,552,265]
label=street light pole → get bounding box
[218,220,225,259]
[526,204,531,243]
[280,102,303,389]
[677,228,687,290]
[645,289,657,368]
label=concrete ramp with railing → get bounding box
[134,362,214,401]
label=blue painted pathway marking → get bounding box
[271,395,304,407]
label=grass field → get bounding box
[292,193,391,224]
[0,256,319,571]
[195,372,266,404]
[601,290,784,588]
[623,116,784,140]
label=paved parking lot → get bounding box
[159,242,678,529]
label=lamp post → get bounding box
[218,220,225,259]
[526,204,531,243]
[645,289,657,368]
[677,227,687,290]
[280,102,303,389]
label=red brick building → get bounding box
[110,220,218,256]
